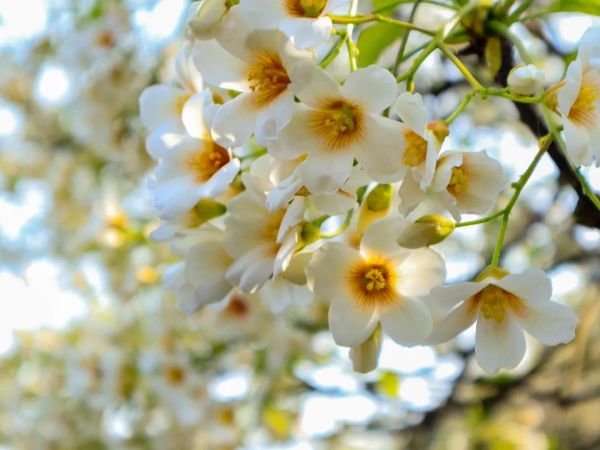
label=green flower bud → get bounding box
[357,184,393,233]
[300,221,321,246]
[396,214,455,249]
[193,198,227,225]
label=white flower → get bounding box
[223,173,306,292]
[193,7,313,147]
[306,217,446,347]
[554,27,600,166]
[427,268,579,374]
[398,150,506,220]
[187,0,236,40]
[140,40,204,158]
[238,0,349,50]
[268,64,408,195]
[507,64,544,96]
[391,91,446,189]
[251,153,372,214]
[150,91,240,220]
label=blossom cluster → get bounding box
[139,0,596,374]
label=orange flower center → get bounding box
[186,142,230,183]
[247,51,291,108]
[447,166,469,198]
[569,83,598,126]
[308,98,364,151]
[285,0,327,17]
[469,285,527,324]
[347,257,399,309]
[402,130,428,167]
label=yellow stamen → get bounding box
[569,84,598,126]
[402,130,428,167]
[308,98,363,150]
[447,166,469,198]
[286,0,327,17]
[262,208,287,241]
[347,257,399,309]
[247,51,291,108]
[186,142,230,183]
[470,285,527,324]
[365,268,386,291]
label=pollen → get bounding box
[470,285,527,324]
[447,166,469,198]
[308,99,363,151]
[347,257,399,309]
[402,130,428,167]
[285,0,327,17]
[186,142,230,183]
[247,51,291,108]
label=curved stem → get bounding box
[393,0,422,77]
[372,0,458,14]
[329,14,436,35]
[320,31,349,68]
[506,0,536,24]
[438,43,485,93]
[320,209,354,239]
[455,209,505,228]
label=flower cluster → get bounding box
[139,1,595,375]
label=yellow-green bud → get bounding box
[300,221,320,246]
[427,120,450,145]
[193,199,227,225]
[349,326,382,374]
[357,184,393,233]
[396,214,455,249]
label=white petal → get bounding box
[558,59,583,116]
[563,117,593,167]
[192,39,249,91]
[267,175,304,211]
[577,26,600,67]
[426,300,477,345]
[145,121,186,159]
[475,314,526,374]
[182,91,214,139]
[379,296,433,346]
[139,85,185,130]
[278,196,306,242]
[280,17,332,50]
[273,229,298,277]
[254,89,295,145]
[152,175,200,220]
[397,248,446,297]
[237,0,287,29]
[213,5,256,61]
[267,104,318,159]
[211,93,259,148]
[342,66,398,113]
[360,216,411,263]
[225,244,276,292]
[515,301,579,346]
[397,173,426,216]
[299,146,354,195]
[392,91,427,137]
[292,63,342,108]
[306,242,362,300]
[329,296,379,347]
[353,115,407,175]
[421,136,438,189]
[493,268,552,303]
[196,158,240,198]
[427,282,486,312]
[431,151,462,192]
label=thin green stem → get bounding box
[455,210,506,228]
[320,209,354,239]
[445,90,477,125]
[393,0,422,77]
[483,88,542,103]
[576,170,600,212]
[506,0,536,24]
[497,0,517,17]
[372,0,457,14]
[346,0,360,72]
[438,43,485,92]
[490,135,554,266]
[320,32,349,68]
[239,148,267,160]
[487,20,534,64]
[329,14,436,35]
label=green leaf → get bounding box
[372,0,402,15]
[356,23,403,68]
[548,0,600,15]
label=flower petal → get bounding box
[299,146,354,195]
[426,300,477,345]
[254,89,295,145]
[360,216,411,263]
[353,115,407,175]
[211,93,259,148]
[392,91,427,137]
[192,39,249,91]
[280,17,332,50]
[306,242,362,300]
[493,268,552,303]
[427,282,486,312]
[475,314,526,374]
[329,296,379,347]
[397,248,446,297]
[182,91,215,139]
[342,65,398,113]
[558,59,582,116]
[291,63,342,108]
[225,243,276,292]
[267,104,318,159]
[515,301,579,346]
[379,296,433,346]
[139,85,185,130]
[397,173,426,217]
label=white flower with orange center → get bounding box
[426,267,579,374]
[268,64,408,195]
[551,27,600,166]
[140,40,204,159]
[305,217,446,347]
[193,7,313,147]
[223,173,306,292]
[150,91,240,220]
[238,0,349,50]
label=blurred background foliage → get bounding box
[0,0,599,449]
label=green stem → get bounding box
[438,43,485,93]
[576,169,600,212]
[393,0,422,77]
[506,0,536,24]
[445,90,477,125]
[490,135,554,266]
[320,209,354,239]
[455,209,506,228]
[320,32,349,68]
[346,0,360,72]
[487,20,533,64]
[329,14,436,35]
[483,88,542,103]
[497,0,517,17]
[372,0,458,14]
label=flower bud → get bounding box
[349,327,382,374]
[187,0,237,40]
[357,184,393,233]
[300,221,320,246]
[427,120,450,145]
[507,65,545,96]
[193,198,227,225]
[396,215,455,249]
